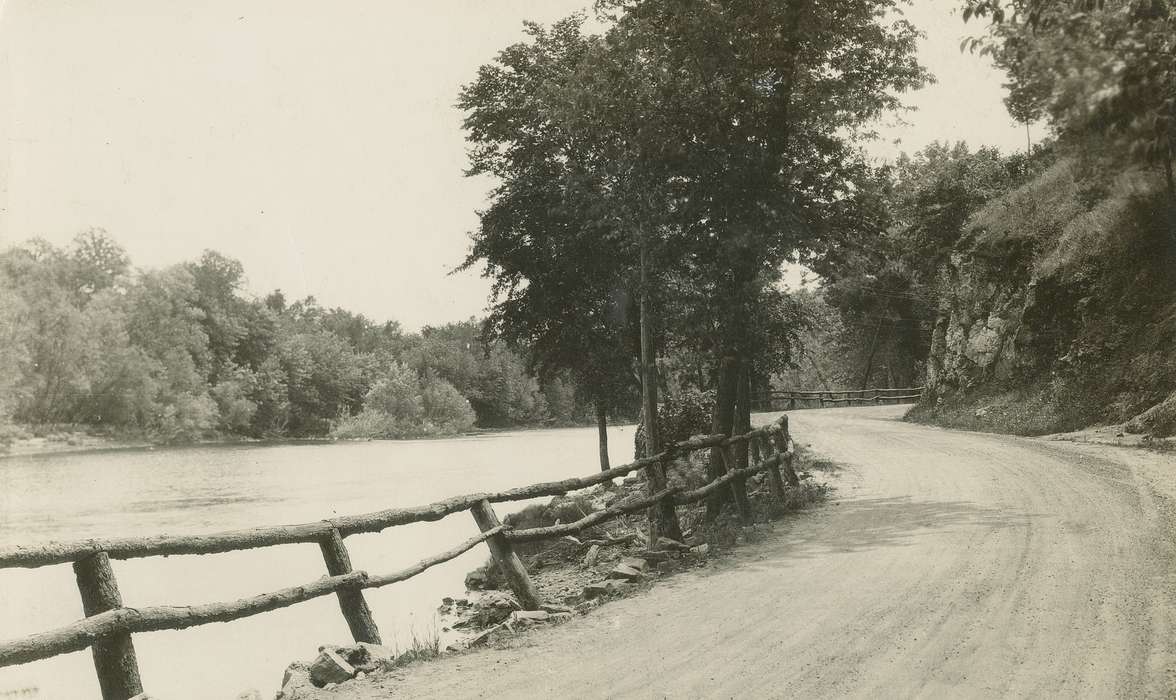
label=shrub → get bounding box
[634,387,715,455]
[331,363,475,439]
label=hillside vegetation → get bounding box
[911,157,1176,435]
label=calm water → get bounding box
[0,424,636,699]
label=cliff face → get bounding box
[916,159,1176,436]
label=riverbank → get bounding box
[0,426,154,457]
[0,420,632,459]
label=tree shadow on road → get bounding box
[701,495,1035,578]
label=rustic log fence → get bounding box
[0,415,800,699]
[751,386,923,412]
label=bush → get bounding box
[331,363,475,439]
[635,387,715,455]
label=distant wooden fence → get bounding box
[0,416,799,700]
[751,387,923,412]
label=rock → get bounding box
[462,590,523,628]
[657,559,680,574]
[689,543,709,556]
[512,609,551,623]
[549,612,574,622]
[468,620,513,647]
[656,537,689,551]
[607,563,643,581]
[236,691,263,700]
[308,648,356,687]
[583,579,634,599]
[640,549,673,562]
[350,642,396,672]
[465,568,490,590]
[620,557,648,572]
[583,543,601,567]
[277,663,315,700]
[541,602,574,614]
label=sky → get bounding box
[0,1,1030,331]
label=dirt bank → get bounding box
[320,405,1176,698]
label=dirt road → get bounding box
[348,406,1176,699]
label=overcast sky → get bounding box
[0,1,1028,331]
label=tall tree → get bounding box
[579,0,929,506]
[459,16,641,467]
[462,0,928,522]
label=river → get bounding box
[0,424,637,699]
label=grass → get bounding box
[380,622,442,670]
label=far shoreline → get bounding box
[0,421,638,460]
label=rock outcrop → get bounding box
[921,158,1176,436]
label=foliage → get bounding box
[961,0,1175,201]
[332,364,476,439]
[458,16,644,425]
[460,1,931,454]
[634,386,715,456]
[0,233,595,446]
[808,142,1055,389]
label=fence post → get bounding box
[319,529,382,644]
[759,435,788,502]
[750,434,763,463]
[771,416,801,487]
[73,552,142,700]
[720,444,754,524]
[470,500,541,610]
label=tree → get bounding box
[278,329,367,436]
[461,0,928,524]
[579,0,929,517]
[459,16,638,468]
[963,0,1175,210]
[67,228,130,303]
[0,267,30,434]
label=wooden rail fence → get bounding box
[0,416,800,700]
[751,386,923,412]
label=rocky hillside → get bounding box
[912,157,1176,436]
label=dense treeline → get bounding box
[0,231,607,444]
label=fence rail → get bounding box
[0,416,799,699]
[751,386,923,412]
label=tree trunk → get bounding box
[860,323,886,390]
[707,355,739,521]
[735,366,751,470]
[729,365,753,523]
[595,401,610,472]
[638,239,682,542]
[1164,146,1175,246]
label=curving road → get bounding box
[346,406,1176,699]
